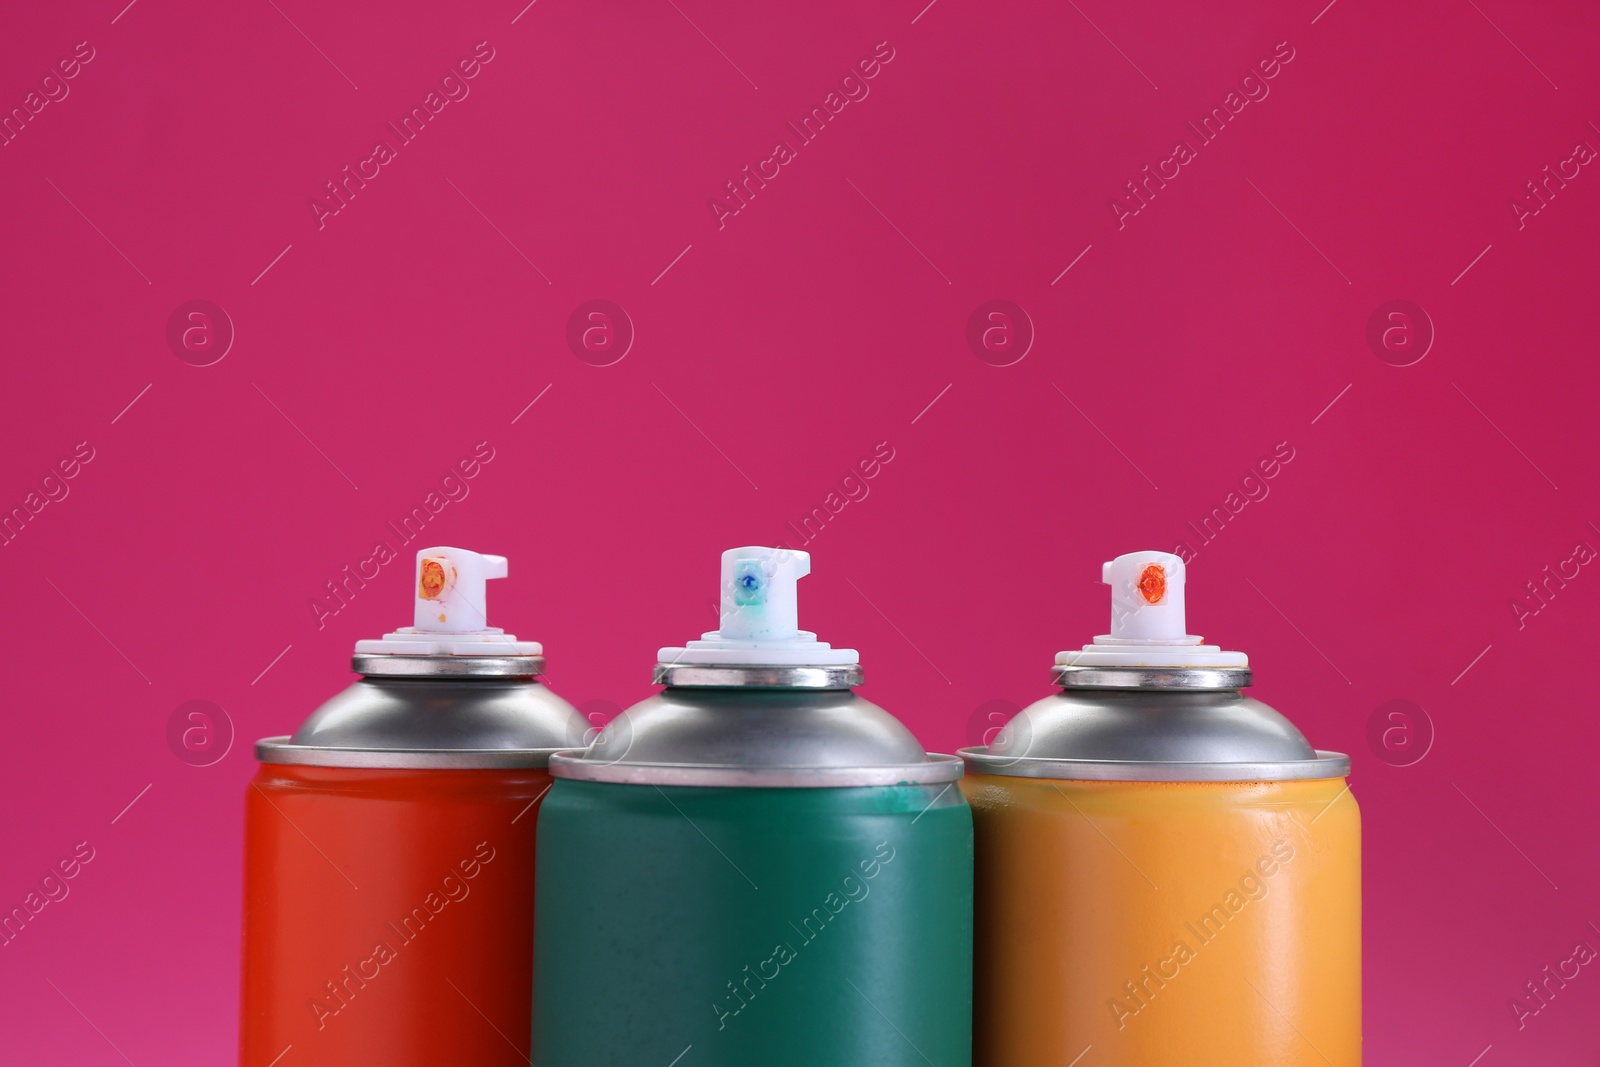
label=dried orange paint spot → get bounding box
[420,559,448,600]
[1137,564,1166,604]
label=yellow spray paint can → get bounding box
[959,551,1359,1066]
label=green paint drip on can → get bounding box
[534,781,972,1066]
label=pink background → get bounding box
[2,0,1598,1062]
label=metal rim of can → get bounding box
[1054,665,1254,690]
[254,736,564,769]
[957,745,1352,782]
[546,750,965,787]
[352,654,546,678]
[652,663,864,688]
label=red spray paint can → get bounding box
[239,546,584,1066]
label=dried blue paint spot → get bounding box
[733,561,766,606]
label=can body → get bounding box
[533,779,973,1067]
[240,763,551,1066]
[963,773,1360,1066]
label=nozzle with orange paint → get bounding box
[1060,550,1248,668]
[353,546,543,656]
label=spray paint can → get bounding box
[960,551,1360,1066]
[239,546,585,1066]
[533,546,972,1067]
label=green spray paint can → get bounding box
[535,546,972,1067]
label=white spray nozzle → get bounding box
[413,548,506,632]
[658,546,858,667]
[1058,550,1246,668]
[718,548,808,641]
[354,546,542,657]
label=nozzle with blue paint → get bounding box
[658,546,858,666]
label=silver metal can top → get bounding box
[256,656,588,770]
[959,665,1350,782]
[1054,663,1254,690]
[961,552,1349,782]
[550,546,958,787]
[353,652,545,678]
[549,684,963,788]
[651,663,862,689]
